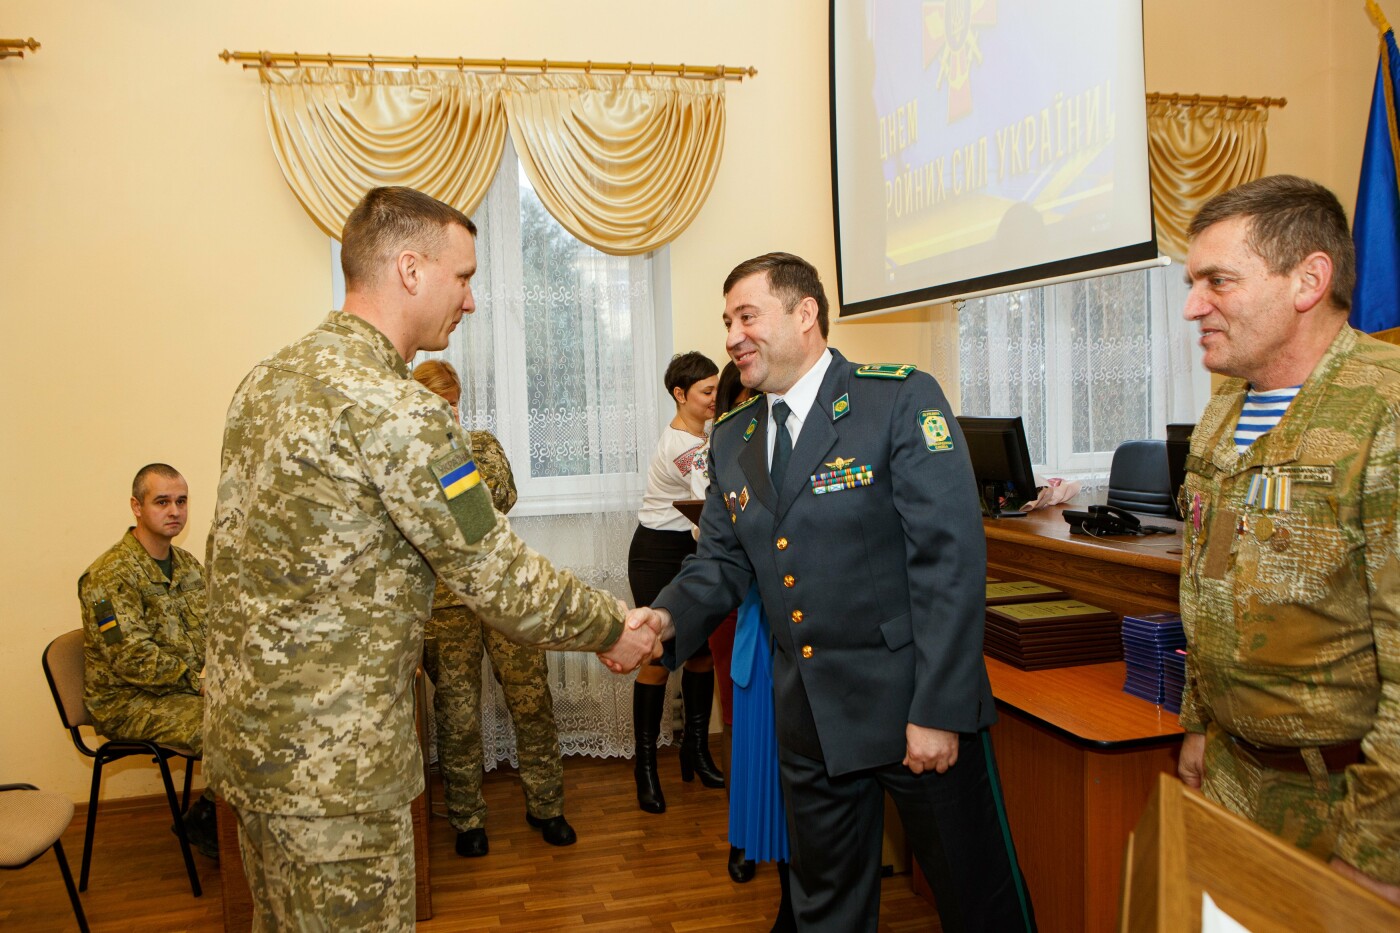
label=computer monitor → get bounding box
[956,416,1040,519]
[1165,423,1195,520]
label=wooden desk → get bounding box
[983,508,1185,933]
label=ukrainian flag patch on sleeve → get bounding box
[431,447,496,544]
[94,597,122,645]
[435,449,482,500]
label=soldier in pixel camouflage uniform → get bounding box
[205,187,659,931]
[413,360,576,857]
[79,463,218,858]
[1178,175,1400,905]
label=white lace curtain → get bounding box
[418,140,674,764]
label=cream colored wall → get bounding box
[0,0,1386,801]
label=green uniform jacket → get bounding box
[78,530,205,732]
[1180,325,1400,883]
[205,312,622,818]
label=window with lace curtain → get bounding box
[331,139,668,763]
[956,265,1203,478]
[332,137,669,518]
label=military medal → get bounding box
[738,487,750,511]
[1253,515,1273,541]
[832,394,850,421]
[1269,524,1291,552]
[811,463,874,494]
[743,418,758,442]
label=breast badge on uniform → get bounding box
[919,409,955,452]
[725,491,739,523]
[739,487,750,511]
[743,418,758,442]
[93,597,122,645]
[811,463,874,495]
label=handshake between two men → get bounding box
[597,604,674,674]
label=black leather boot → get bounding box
[728,844,756,883]
[633,681,667,813]
[772,860,797,933]
[679,669,726,788]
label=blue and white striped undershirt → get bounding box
[1235,386,1301,452]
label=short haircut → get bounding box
[664,351,719,398]
[715,360,748,415]
[723,252,831,338]
[412,359,462,402]
[1189,175,1356,311]
[132,463,183,502]
[340,187,478,291]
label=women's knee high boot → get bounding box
[633,681,667,813]
[679,669,726,788]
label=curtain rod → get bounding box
[0,37,40,60]
[1147,92,1286,110]
[219,49,756,81]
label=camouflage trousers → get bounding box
[423,607,564,832]
[1202,722,1347,862]
[98,691,204,755]
[232,804,414,932]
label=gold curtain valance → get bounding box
[1147,101,1271,262]
[503,74,725,256]
[261,68,507,240]
[259,67,726,254]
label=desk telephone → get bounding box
[1064,504,1173,537]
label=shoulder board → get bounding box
[714,393,763,427]
[855,363,917,380]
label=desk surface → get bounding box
[984,505,1184,575]
[986,656,1184,749]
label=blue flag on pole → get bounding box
[1352,6,1400,333]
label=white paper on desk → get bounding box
[1201,891,1253,933]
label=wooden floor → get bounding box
[2,749,940,932]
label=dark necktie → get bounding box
[770,400,792,495]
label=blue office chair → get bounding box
[1106,440,1175,516]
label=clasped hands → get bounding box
[597,604,673,674]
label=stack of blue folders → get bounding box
[1121,612,1187,712]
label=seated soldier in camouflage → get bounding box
[79,463,217,859]
[414,360,577,856]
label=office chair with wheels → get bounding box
[1106,439,1175,517]
[41,629,202,897]
[0,783,90,931]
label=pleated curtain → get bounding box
[259,67,725,254]
[1147,102,1270,261]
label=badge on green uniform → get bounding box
[429,447,497,544]
[832,394,850,420]
[919,410,954,452]
[93,597,122,645]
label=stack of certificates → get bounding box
[984,598,1121,670]
[1120,611,1187,710]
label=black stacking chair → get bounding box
[41,629,202,896]
[0,783,90,931]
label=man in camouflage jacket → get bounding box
[205,187,658,930]
[1178,175,1400,904]
[423,423,577,855]
[79,463,218,857]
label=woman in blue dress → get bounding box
[692,363,794,932]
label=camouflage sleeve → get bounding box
[1335,413,1400,884]
[79,567,199,695]
[364,395,623,652]
[467,430,518,515]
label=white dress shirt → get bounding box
[767,349,833,469]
